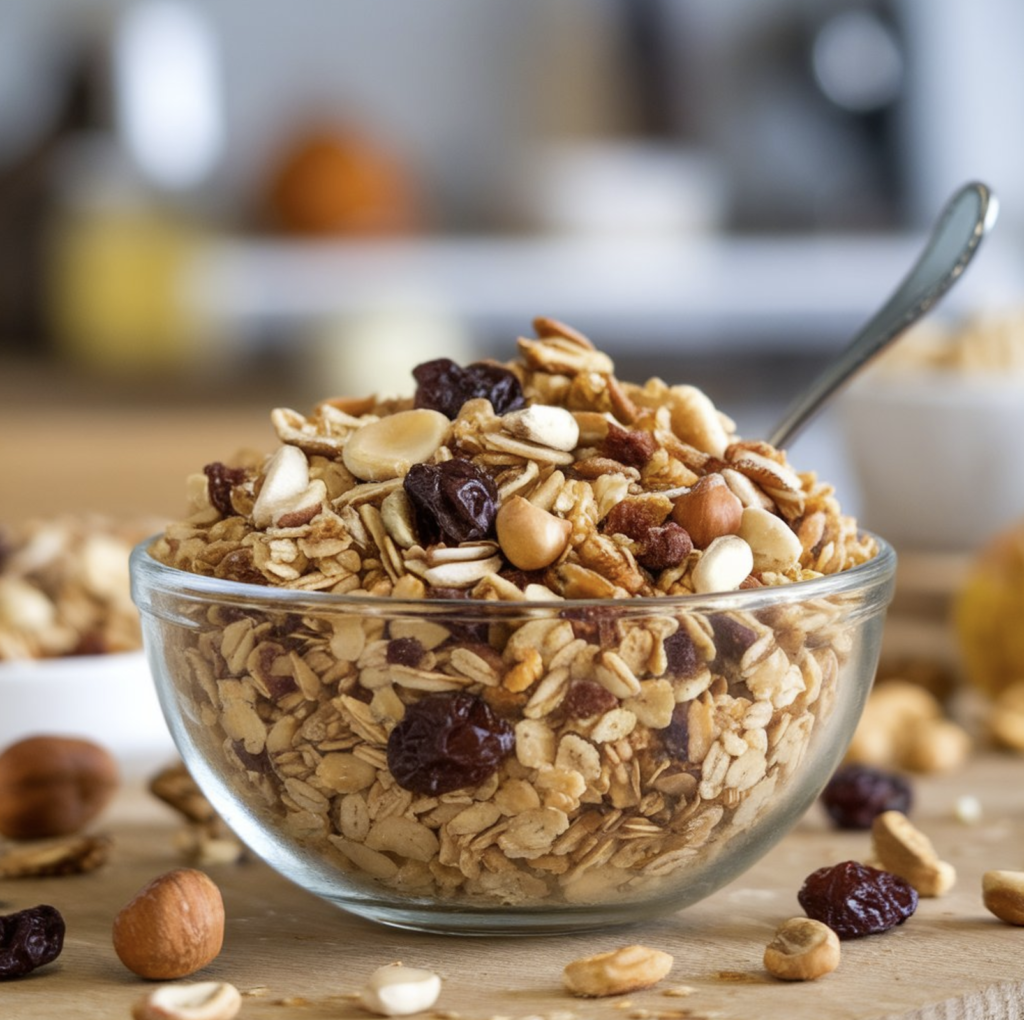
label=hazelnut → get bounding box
[113,868,225,979]
[670,474,742,549]
[496,496,573,571]
[0,734,119,840]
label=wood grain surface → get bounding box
[3,754,1024,1020]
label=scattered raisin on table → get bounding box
[798,860,918,939]
[0,905,66,981]
[387,692,515,795]
[413,358,525,419]
[820,763,913,830]
[403,459,498,545]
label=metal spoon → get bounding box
[768,181,998,450]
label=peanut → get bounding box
[131,981,242,1020]
[763,917,840,981]
[359,963,442,1016]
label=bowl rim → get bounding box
[130,532,896,619]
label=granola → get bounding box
[144,319,881,914]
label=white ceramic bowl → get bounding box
[840,372,1024,552]
[0,650,177,775]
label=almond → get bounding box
[113,868,225,979]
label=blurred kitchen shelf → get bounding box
[184,231,983,350]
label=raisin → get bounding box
[601,423,657,467]
[413,358,525,419]
[561,680,618,719]
[664,629,702,678]
[403,459,498,545]
[559,605,621,646]
[604,498,669,541]
[386,636,426,667]
[709,614,757,665]
[660,702,690,759]
[0,905,65,981]
[387,692,515,795]
[820,764,913,830]
[798,860,918,939]
[203,462,247,517]
[637,523,693,571]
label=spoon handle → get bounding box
[768,181,998,450]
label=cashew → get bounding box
[691,535,754,593]
[763,917,840,981]
[983,870,1024,925]
[871,810,956,897]
[359,963,442,1016]
[131,981,241,1020]
[563,944,674,997]
[496,496,573,571]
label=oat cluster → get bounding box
[148,318,880,913]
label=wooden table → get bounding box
[4,753,1024,1020]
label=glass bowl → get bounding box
[130,535,895,934]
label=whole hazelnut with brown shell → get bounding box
[670,474,743,549]
[0,734,119,840]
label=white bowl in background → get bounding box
[0,650,177,775]
[840,372,1024,552]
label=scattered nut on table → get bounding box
[0,734,119,840]
[113,868,225,979]
[562,944,674,998]
[982,870,1024,925]
[358,963,442,1016]
[871,810,957,897]
[763,917,841,981]
[131,980,242,1020]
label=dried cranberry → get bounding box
[403,459,498,545]
[561,680,617,719]
[386,636,425,667]
[664,628,701,678]
[798,860,918,939]
[560,605,619,645]
[203,462,247,517]
[413,358,525,419]
[637,523,693,572]
[387,692,515,795]
[820,764,913,830]
[0,905,65,980]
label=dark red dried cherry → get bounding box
[637,523,693,571]
[413,358,525,419]
[386,692,515,795]
[0,905,65,980]
[820,764,913,830]
[664,628,702,678]
[403,459,498,545]
[561,680,617,719]
[798,860,918,939]
[386,636,425,668]
[709,613,757,665]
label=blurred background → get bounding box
[2,0,1024,535]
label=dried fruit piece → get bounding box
[763,917,841,981]
[0,905,65,981]
[386,692,515,795]
[202,462,247,517]
[403,459,498,545]
[563,944,674,997]
[359,963,442,1016]
[413,358,524,418]
[798,860,917,939]
[820,764,912,830]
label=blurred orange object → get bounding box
[265,126,420,236]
